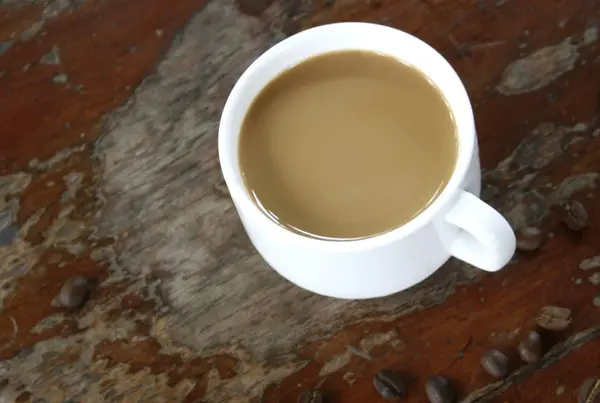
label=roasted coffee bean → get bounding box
[373,369,405,400]
[518,330,542,364]
[298,389,324,403]
[56,276,96,309]
[562,200,588,231]
[480,349,509,378]
[425,375,455,403]
[516,227,543,251]
[536,306,572,331]
[579,377,600,403]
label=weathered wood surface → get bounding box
[0,0,599,401]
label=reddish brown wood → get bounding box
[0,0,209,172]
[490,336,600,402]
[0,0,599,401]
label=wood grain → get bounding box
[0,0,599,401]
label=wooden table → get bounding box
[1,0,599,401]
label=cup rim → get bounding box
[218,22,476,252]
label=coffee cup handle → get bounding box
[441,190,516,271]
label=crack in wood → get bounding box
[461,326,600,402]
[453,335,473,363]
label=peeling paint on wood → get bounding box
[583,27,598,45]
[497,37,579,95]
[40,45,61,65]
[580,256,600,271]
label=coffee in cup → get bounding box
[239,50,458,240]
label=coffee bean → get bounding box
[562,200,588,231]
[480,349,509,378]
[517,330,542,364]
[298,389,324,403]
[516,227,543,251]
[56,276,95,309]
[579,377,600,403]
[373,369,405,400]
[536,306,572,331]
[425,375,455,403]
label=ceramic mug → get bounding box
[218,22,516,299]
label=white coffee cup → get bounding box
[218,22,516,299]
